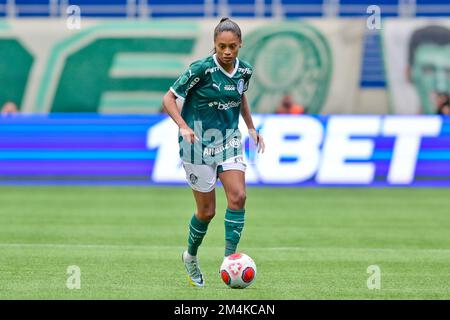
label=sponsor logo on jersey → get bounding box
[203,137,242,157]
[185,77,200,94]
[218,101,240,110]
[237,79,244,95]
[224,85,235,91]
[229,138,241,148]
[205,67,219,75]
[238,67,252,75]
[207,100,240,110]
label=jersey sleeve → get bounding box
[243,64,253,93]
[170,60,204,99]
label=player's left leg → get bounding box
[181,162,218,287]
[218,160,246,257]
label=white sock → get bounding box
[184,251,197,262]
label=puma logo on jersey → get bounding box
[213,83,221,91]
[205,67,219,75]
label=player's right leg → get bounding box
[217,156,247,257]
[182,163,217,287]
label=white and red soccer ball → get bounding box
[220,253,257,289]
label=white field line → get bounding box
[0,243,449,253]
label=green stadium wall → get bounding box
[0,19,364,114]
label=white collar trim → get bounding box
[213,54,239,78]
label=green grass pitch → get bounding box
[0,186,449,299]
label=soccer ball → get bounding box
[220,253,257,289]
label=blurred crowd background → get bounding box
[0,0,449,116]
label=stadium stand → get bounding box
[0,1,5,17]
[360,31,385,88]
[339,0,399,17]
[277,0,326,18]
[14,0,52,17]
[416,0,450,17]
[0,0,449,88]
[2,0,449,18]
[66,0,130,18]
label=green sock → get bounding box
[224,208,245,256]
[187,214,209,256]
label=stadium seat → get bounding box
[15,0,51,17]
[339,0,399,17]
[227,0,265,18]
[360,32,386,88]
[280,0,325,18]
[416,0,450,17]
[68,0,129,17]
[2,0,450,19]
[146,0,206,18]
[0,0,6,17]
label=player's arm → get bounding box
[240,93,265,153]
[162,91,197,143]
[164,61,204,143]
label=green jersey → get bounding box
[170,54,253,165]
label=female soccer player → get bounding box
[162,17,265,287]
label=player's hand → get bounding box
[249,129,265,154]
[179,126,199,144]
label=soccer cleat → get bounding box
[182,251,205,287]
